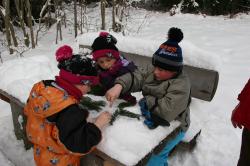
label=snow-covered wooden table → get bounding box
[0,88,182,165]
[0,33,219,165]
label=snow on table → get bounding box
[86,94,181,166]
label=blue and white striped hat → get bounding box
[152,27,183,72]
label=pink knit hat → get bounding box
[55,45,73,62]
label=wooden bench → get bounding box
[0,43,219,165]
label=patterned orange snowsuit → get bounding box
[24,81,94,166]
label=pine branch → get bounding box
[79,96,106,112]
[118,101,135,109]
[88,85,105,96]
[119,109,141,120]
[110,109,120,125]
[110,108,141,125]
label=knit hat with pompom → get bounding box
[91,32,120,61]
[152,27,184,73]
[55,45,99,86]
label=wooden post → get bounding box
[10,101,32,150]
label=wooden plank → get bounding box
[79,44,219,101]
[0,92,10,103]
[0,89,25,107]
[93,149,125,166]
[10,101,32,150]
[0,89,32,149]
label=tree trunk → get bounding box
[36,0,50,45]
[80,0,86,34]
[63,12,66,28]
[112,0,116,31]
[25,0,35,48]
[56,24,58,44]
[101,0,106,30]
[230,0,238,18]
[14,0,29,47]
[9,22,18,47]
[74,0,78,37]
[0,52,3,63]
[55,0,62,44]
[47,0,52,28]
[3,0,13,54]
[80,0,83,34]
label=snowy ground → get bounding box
[0,5,250,166]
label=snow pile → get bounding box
[78,32,221,71]
[0,55,57,103]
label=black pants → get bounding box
[237,128,250,166]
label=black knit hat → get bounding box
[56,45,98,76]
[58,54,98,76]
[152,27,184,72]
[55,45,99,86]
[91,32,120,60]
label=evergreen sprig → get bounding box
[118,101,135,109]
[88,85,105,96]
[110,102,141,125]
[79,96,106,112]
[119,109,141,120]
[110,109,120,125]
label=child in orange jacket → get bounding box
[24,45,111,166]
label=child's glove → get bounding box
[120,94,137,106]
[139,98,156,129]
[138,98,149,117]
